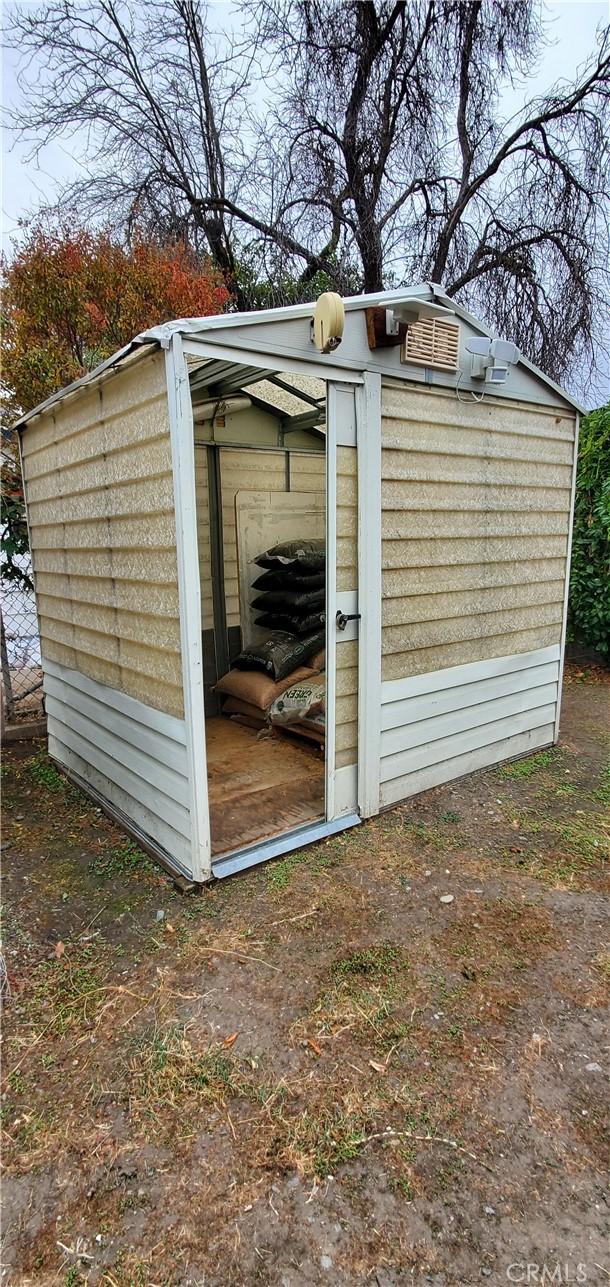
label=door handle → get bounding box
[336,610,361,632]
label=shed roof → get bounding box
[15,283,583,427]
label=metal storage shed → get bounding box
[16,284,581,885]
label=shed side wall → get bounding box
[22,352,184,717]
[21,354,193,873]
[379,382,576,804]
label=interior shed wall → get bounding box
[378,381,576,805]
[193,400,325,645]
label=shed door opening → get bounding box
[190,361,331,860]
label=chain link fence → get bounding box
[1,555,44,725]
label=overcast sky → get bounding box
[1,0,609,401]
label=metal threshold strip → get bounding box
[212,813,361,880]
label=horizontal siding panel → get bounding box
[382,510,570,540]
[42,657,186,739]
[381,423,575,465]
[383,602,562,656]
[382,580,565,627]
[381,682,558,758]
[336,665,358,699]
[381,625,562,682]
[41,647,182,719]
[382,659,559,730]
[381,645,559,702]
[380,701,557,784]
[38,595,181,650]
[336,693,358,726]
[336,640,358,673]
[379,380,573,687]
[32,547,179,584]
[381,385,575,440]
[46,697,189,812]
[336,720,358,754]
[48,734,191,869]
[382,478,571,513]
[29,512,176,552]
[290,454,325,489]
[380,725,555,807]
[23,397,171,480]
[46,712,188,835]
[27,474,175,525]
[25,437,172,504]
[35,573,178,618]
[381,448,572,490]
[382,535,568,569]
[383,559,566,597]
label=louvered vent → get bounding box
[401,317,460,371]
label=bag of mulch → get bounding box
[255,611,326,637]
[252,568,325,592]
[215,663,318,710]
[231,630,325,681]
[251,587,325,614]
[268,678,325,726]
[255,537,325,572]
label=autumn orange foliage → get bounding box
[1,225,230,418]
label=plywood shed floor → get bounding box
[206,717,325,857]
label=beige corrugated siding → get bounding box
[22,352,184,718]
[194,448,214,632]
[380,384,575,681]
[336,445,358,769]
[216,447,325,630]
[219,448,287,629]
[289,451,325,492]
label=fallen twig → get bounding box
[364,1127,495,1173]
[197,947,280,971]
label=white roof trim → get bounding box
[16,283,582,427]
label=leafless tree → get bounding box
[6,0,610,384]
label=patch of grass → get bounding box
[266,845,336,891]
[125,1025,257,1132]
[294,942,413,1058]
[591,762,610,806]
[64,1267,84,1286]
[439,809,461,824]
[268,1099,371,1178]
[17,944,111,1040]
[26,749,66,793]
[497,747,561,779]
[593,949,610,980]
[93,839,156,880]
[332,942,400,982]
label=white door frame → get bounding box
[166,338,365,881]
[165,334,211,881]
[356,372,382,818]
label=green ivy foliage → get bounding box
[567,402,610,660]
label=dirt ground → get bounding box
[2,665,609,1287]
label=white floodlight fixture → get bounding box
[466,335,520,384]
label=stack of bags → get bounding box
[215,538,326,742]
[251,538,325,638]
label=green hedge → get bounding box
[567,402,610,661]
